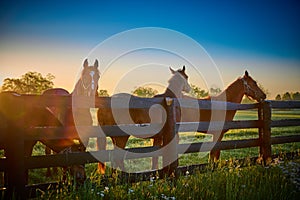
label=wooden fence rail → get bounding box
[0,94,300,199]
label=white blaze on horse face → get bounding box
[90,71,95,90]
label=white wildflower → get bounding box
[97,191,105,197]
[150,176,155,183]
[128,189,134,194]
[185,171,190,176]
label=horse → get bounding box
[42,88,72,177]
[0,59,99,186]
[41,59,100,181]
[181,70,266,161]
[0,91,76,185]
[97,66,191,173]
[97,70,266,172]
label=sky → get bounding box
[0,0,299,99]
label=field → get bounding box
[1,109,300,199]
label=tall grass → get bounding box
[1,109,299,199]
[35,160,300,200]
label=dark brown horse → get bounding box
[181,70,266,161]
[0,59,100,185]
[97,66,191,173]
[0,92,74,185]
[41,59,100,180]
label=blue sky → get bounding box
[0,0,299,98]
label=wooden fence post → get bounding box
[4,96,27,199]
[162,97,178,177]
[258,101,272,165]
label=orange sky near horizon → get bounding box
[0,38,299,100]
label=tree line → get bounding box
[275,92,300,101]
[0,72,215,98]
[1,71,299,101]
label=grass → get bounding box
[1,109,300,199]
[34,159,300,200]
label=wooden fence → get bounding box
[1,94,300,199]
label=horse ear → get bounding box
[245,70,249,77]
[94,59,99,68]
[169,67,176,74]
[83,59,88,68]
[182,65,186,72]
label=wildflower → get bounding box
[128,189,134,194]
[97,191,104,197]
[150,176,155,183]
[104,186,109,192]
[185,170,190,176]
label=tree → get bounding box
[292,92,300,101]
[98,89,109,97]
[189,84,208,98]
[1,72,55,94]
[132,86,158,97]
[210,87,222,96]
[275,94,281,101]
[282,92,292,101]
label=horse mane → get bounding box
[207,77,244,102]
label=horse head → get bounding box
[169,65,191,95]
[241,70,266,102]
[77,59,100,96]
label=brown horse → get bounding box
[97,70,266,172]
[97,66,191,173]
[41,59,100,181]
[0,92,71,185]
[181,70,266,161]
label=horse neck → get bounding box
[72,80,98,97]
[160,88,180,98]
[162,75,185,98]
[72,81,82,96]
[211,78,244,103]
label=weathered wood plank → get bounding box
[18,94,262,110]
[178,138,260,154]
[175,98,260,110]
[27,119,262,140]
[162,98,178,175]
[269,100,300,109]
[260,101,272,164]
[177,120,262,132]
[0,158,6,171]
[271,119,300,127]
[25,151,106,169]
[27,124,163,140]
[271,135,300,144]
[26,146,161,169]
[15,95,165,109]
